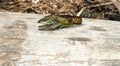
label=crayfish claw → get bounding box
[38,24,52,30]
[38,15,52,23]
[38,23,62,31]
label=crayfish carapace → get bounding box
[38,14,82,31]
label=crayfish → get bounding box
[38,14,82,31]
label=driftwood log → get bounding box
[0,12,120,66]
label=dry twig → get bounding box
[77,2,113,16]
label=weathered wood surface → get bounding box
[0,12,120,66]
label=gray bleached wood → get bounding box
[0,12,120,66]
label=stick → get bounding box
[87,2,113,8]
[76,7,86,16]
[76,2,114,16]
